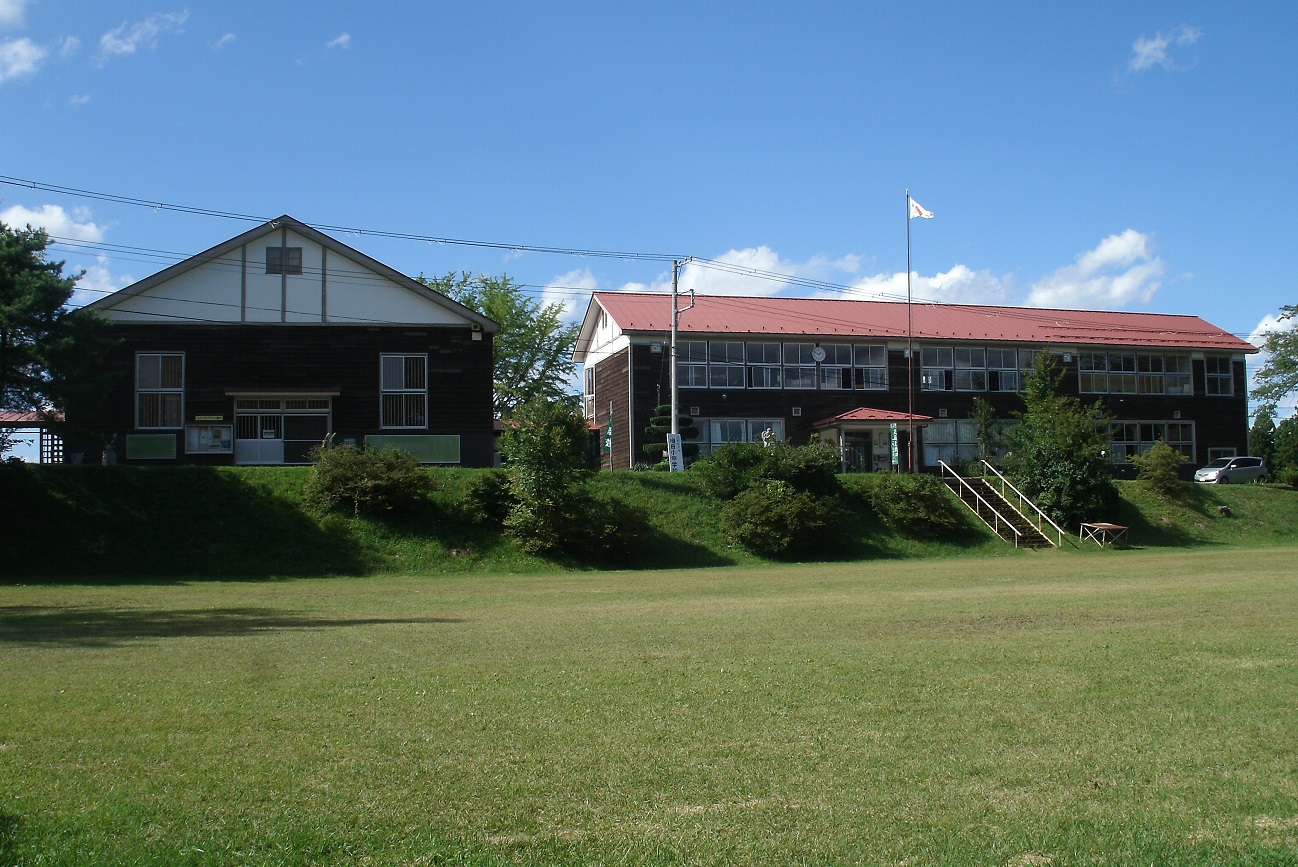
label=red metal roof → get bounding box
[0,411,63,427]
[813,407,934,427]
[591,292,1255,352]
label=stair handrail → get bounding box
[979,460,1066,547]
[937,461,1023,547]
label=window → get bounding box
[953,347,987,391]
[747,341,783,389]
[921,346,953,391]
[985,348,1019,392]
[1165,355,1192,395]
[583,367,595,419]
[677,340,708,388]
[690,418,786,455]
[854,344,887,390]
[708,341,746,388]
[1078,352,1108,393]
[817,344,853,390]
[922,419,980,467]
[266,246,303,275]
[1108,420,1195,462]
[1136,354,1164,394]
[783,343,817,389]
[1207,446,1237,462]
[1205,356,1234,396]
[136,352,184,428]
[380,354,427,428]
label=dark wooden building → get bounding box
[575,292,1257,475]
[69,216,499,466]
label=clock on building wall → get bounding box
[811,346,826,363]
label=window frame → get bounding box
[266,246,304,275]
[1205,355,1234,396]
[380,353,429,430]
[135,351,185,429]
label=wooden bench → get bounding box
[1080,522,1129,548]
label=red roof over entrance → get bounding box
[588,293,1254,353]
[813,407,934,427]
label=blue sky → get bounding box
[2,2,1296,455]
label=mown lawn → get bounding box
[2,548,1297,865]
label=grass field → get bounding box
[3,548,1297,865]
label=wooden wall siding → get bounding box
[592,347,632,469]
[599,344,1251,469]
[69,324,496,466]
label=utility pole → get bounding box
[669,259,695,470]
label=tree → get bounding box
[642,404,699,462]
[1274,416,1298,474]
[419,272,579,416]
[0,221,114,455]
[497,397,591,555]
[1252,305,1298,416]
[1250,407,1277,470]
[969,396,1004,463]
[1005,350,1118,528]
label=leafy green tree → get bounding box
[1128,441,1189,498]
[419,272,578,416]
[1250,407,1277,471]
[1005,350,1118,528]
[1274,416,1298,474]
[0,221,115,455]
[1252,305,1298,416]
[497,397,592,556]
[969,396,1004,463]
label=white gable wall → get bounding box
[102,228,474,326]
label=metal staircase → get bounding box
[938,460,1065,549]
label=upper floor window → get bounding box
[708,341,746,388]
[817,344,854,390]
[136,352,184,429]
[676,340,708,389]
[380,354,427,428]
[783,343,818,390]
[266,246,303,275]
[747,341,783,389]
[854,344,888,390]
[1205,356,1234,396]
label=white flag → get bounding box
[909,197,934,219]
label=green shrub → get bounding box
[1279,467,1298,488]
[720,481,845,559]
[1129,442,1189,497]
[303,444,432,517]
[842,472,965,539]
[692,440,841,500]
[461,469,515,526]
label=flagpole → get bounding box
[906,190,915,474]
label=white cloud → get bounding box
[847,264,1012,305]
[98,10,188,60]
[326,32,350,50]
[543,268,598,324]
[0,0,28,28]
[69,92,90,106]
[58,35,80,58]
[211,32,236,51]
[677,246,801,296]
[1128,24,1201,73]
[0,204,106,242]
[70,255,133,308]
[1025,229,1165,309]
[0,36,45,81]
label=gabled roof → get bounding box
[577,292,1253,357]
[813,407,934,427]
[84,215,499,332]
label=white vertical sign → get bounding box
[667,433,685,472]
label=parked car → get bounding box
[1193,456,1267,484]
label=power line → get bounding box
[1,174,682,262]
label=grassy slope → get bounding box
[1,550,1296,864]
[2,463,1295,581]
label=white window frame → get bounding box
[1205,356,1234,396]
[380,353,428,429]
[135,352,184,429]
[853,344,888,390]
